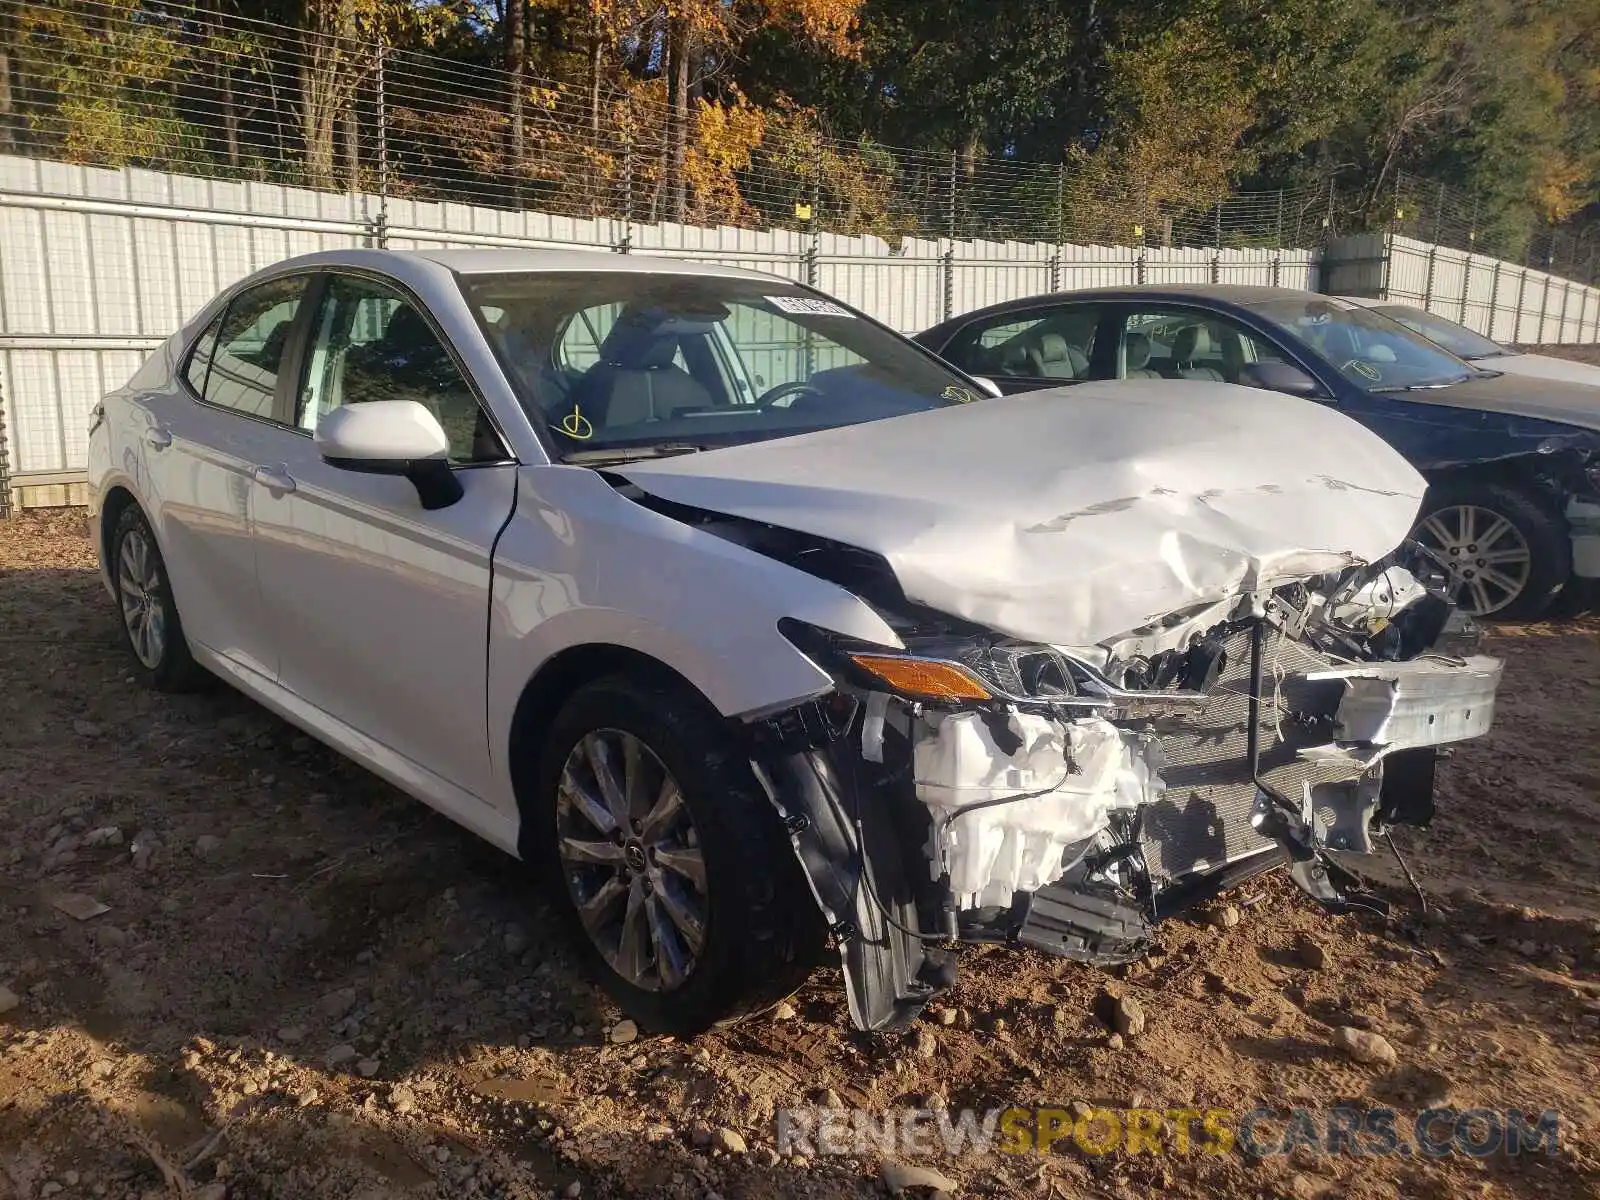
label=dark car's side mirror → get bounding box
[1240,360,1323,398]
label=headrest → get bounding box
[1125,331,1151,370]
[1173,324,1213,359]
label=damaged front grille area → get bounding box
[1141,625,1364,883]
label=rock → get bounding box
[0,986,19,1015]
[277,1026,307,1045]
[819,1088,844,1109]
[563,1184,582,1199]
[390,1085,416,1114]
[934,1007,959,1027]
[914,1028,938,1059]
[84,826,123,848]
[49,893,110,922]
[357,1058,380,1078]
[880,1158,959,1196]
[1211,905,1241,929]
[89,1060,115,1079]
[1109,993,1146,1038]
[1128,1091,1145,1110]
[710,1127,747,1154]
[1297,938,1330,970]
[1513,939,1538,957]
[609,1019,638,1045]
[324,1043,357,1068]
[1332,1026,1398,1067]
[194,1185,227,1200]
[503,925,529,956]
[320,987,358,1019]
[72,719,103,738]
[1107,1033,1125,1051]
[130,831,162,871]
[297,1089,321,1108]
[1069,1099,1093,1121]
[193,835,223,859]
[771,1001,798,1022]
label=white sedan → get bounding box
[1340,296,1600,387]
[89,249,1502,1033]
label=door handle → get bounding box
[143,426,172,451]
[252,465,297,495]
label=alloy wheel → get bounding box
[117,526,167,668]
[1413,504,1533,617]
[555,729,708,992]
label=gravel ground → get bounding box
[2,495,1599,1200]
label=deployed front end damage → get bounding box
[740,565,1501,1032]
[614,384,1508,1031]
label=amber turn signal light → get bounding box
[847,654,993,701]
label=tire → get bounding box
[1411,482,1571,620]
[110,505,208,692]
[532,674,825,1035]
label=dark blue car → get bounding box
[916,285,1600,619]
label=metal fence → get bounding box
[1,0,1598,509]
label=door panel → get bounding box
[251,453,516,799]
[249,271,516,799]
[141,276,311,678]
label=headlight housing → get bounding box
[779,619,1079,705]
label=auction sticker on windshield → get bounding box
[767,295,853,317]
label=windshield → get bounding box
[1247,297,1478,391]
[1371,304,1508,360]
[462,272,979,461]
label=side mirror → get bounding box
[315,400,463,510]
[1240,361,1323,398]
[972,376,1005,398]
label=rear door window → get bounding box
[943,306,1101,383]
[196,276,309,420]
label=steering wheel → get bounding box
[1342,358,1384,384]
[754,380,820,410]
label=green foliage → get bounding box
[2,0,1593,253]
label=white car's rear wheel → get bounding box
[110,505,207,692]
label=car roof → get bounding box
[263,246,789,285]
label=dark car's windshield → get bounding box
[1248,297,1479,391]
[1370,304,1508,360]
[462,272,979,460]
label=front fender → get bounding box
[485,464,904,813]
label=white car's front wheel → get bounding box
[534,674,825,1035]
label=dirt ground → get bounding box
[3,483,1600,1199]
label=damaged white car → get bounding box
[86,249,1503,1034]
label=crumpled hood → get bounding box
[621,381,1427,647]
[1398,372,1600,434]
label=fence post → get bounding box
[1054,163,1066,292]
[942,150,957,320]
[1423,244,1437,309]
[1513,266,1530,344]
[1275,189,1284,247]
[1558,279,1573,345]
[0,372,11,520]
[373,34,388,248]
[805,144,822,287]
[1487,259,1502,341]
[1538,272,1552,345]
[1458,252,1471,325]
[617,133,633,253]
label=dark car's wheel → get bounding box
[110,505,208,691]
[1411,482,1571,620]
[534,674,825,1035]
